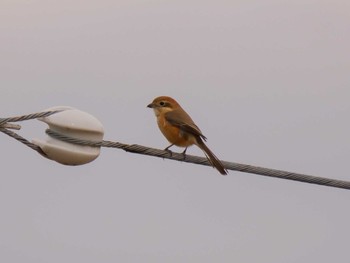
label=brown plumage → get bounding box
[147,96,227,175]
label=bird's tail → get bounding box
[196,138,228,175]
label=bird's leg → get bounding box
[164,144,174,151]
[164,144,174,156]
[181,147,188,160]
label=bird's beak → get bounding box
[147,103,155,108]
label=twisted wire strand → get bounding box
[1,110,350,190]
[0,110,62,125]
[0,128,47,157]
[45,129,350,190]
[0,110,62,157]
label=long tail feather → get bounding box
[196,138,227,175]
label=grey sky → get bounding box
[1,1,350,262]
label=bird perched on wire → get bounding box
[147,96,227,175]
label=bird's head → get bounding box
[147,96,180,116]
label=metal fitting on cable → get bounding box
[0,123,21,130]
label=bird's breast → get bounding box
[157,115,195,147]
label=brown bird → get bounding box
[147,96,227,175]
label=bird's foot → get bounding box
[164,144,174,157]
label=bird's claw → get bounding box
[164,148,173,157]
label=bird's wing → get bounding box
[165,110,207,141]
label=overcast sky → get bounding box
[1,1,350,262]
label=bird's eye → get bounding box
[159,101,165,106]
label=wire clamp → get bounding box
[32,106,104,165]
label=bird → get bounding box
[147,96,227,175]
